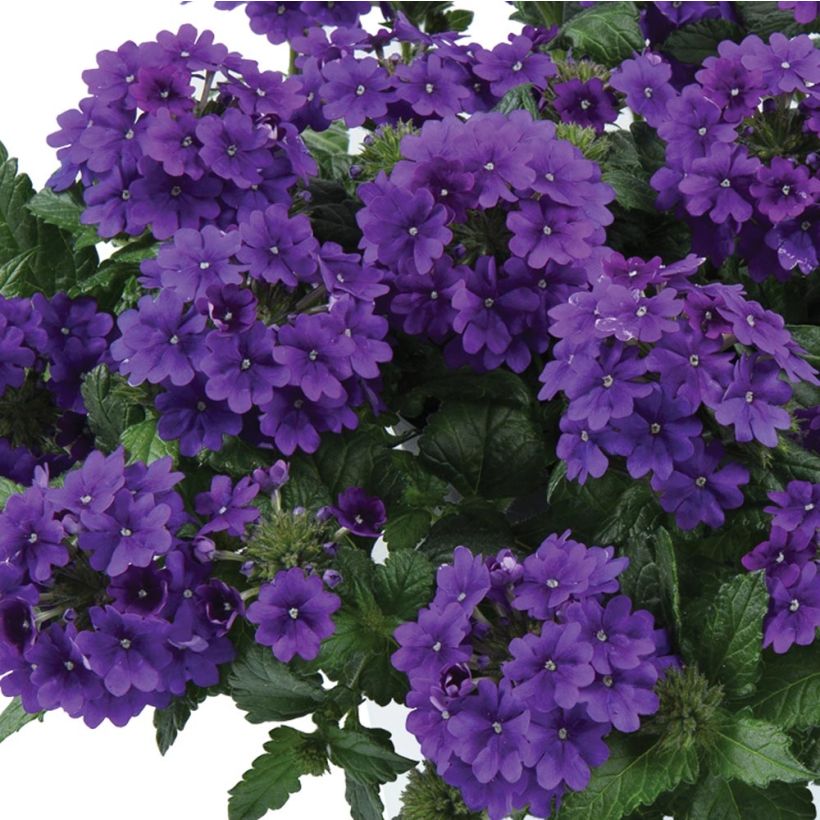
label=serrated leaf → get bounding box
[228,727,308,820]
[602,168,657,213]
[771,437,820,485]
[735,1,815,38]
[443,8,474,31]
[326,725,415,786]
[229,643,325,723]
[26,188,84,233]
[687,775,815,820]
[81,365,144,452]
[708,716,814,787]
[558,1,645,66]
[749,643,820,731]
[0,698,42,744]
[153,685,210,756]
[494,84,540,118]
[421,502,516,565]
[663,19,743,63]
[787,324,820,370]
[510,0,568,26]
[121,417,178,465]
[698,572,768,699]
[654,527,682,634]
[0,477,24,510]
[383,508,431,551]
[374,551,434,621]
[556,733,699,819]
[345,775,384,820]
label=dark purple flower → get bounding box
[0,316,35,395]
[317,242,389,302]
[141,109,203,178]
[696,42,765,123]
[610,54,675,127]
[195,108,271,188]
[507,201,596,267]
[580,662,659,733]
[742,527,813,579]
[594,283,682,343]
[750,158,819,224]
[434,547,491,611]
[49,448,125,521]
[764,481,820,547]
[473,35,556,96]
[155,24,228,71]
[330,297,392,379]
[79,489,172,576]
[395,53,471,118]
[196,579,244,636]
[651,440,749,530]
[330,487,386,537]
[556,417,613,485]
[76,606,172,697]
[196,283,258,334]
[111,290,207,386]
[319,56,392,127]
[741,33,820,94]
[765,207,819,275]
[195,475,260,537]
[552,78,618,134]
[778,1,818,24]
[247,568,340,662]
[237,204,318,287]
[131,65,194,114]
[81,163,147,237]
[763,562,820,654]
[109,565,169,616]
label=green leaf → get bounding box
[749,643,820,731]
[374,551,434,621]
[708,715,814,787]
[558,2,644,66]
[0,477,24,510]
[494,84,540,118]
[81,365,144,452]
[687,775,815,820]
[442,8,474,31]
[735,1,815,38]
[26,188,84,234]
[229,644,325,723]
[383,508,432,551]
[0,698,42,744]
[663,19,743,64]
[771,437,820,486]
[419,397,548,499]
[655,527,682,635]
[228,727,310,820]
[204,436,270,477]
[325,725,415,786]
[787,324,820,370]
[698,572,768,699]
[602,168,657,212]
[345,776,385,820]
[420,502,516,565]
[510,1,569,26]
[153,686,210,756]
[556,733,699,819]
[121,417,178,465]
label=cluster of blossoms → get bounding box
[540,248,817,530]
[0,293,112,485]
[638,31,820,281]
[359,112,614,373]
[0,450,247,725]
[742,480,820,654]
[392,534,674,819]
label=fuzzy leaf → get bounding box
[229,644,325,723]
[749,643,820,730]
[0,698,42,744]
[708,716,814,787]
[228,727,311,820]
[345,776,385,820]
[556,733,699,819]
[0,477,24,510]
[687,775,815,820]
[121,418,178,465]
[26,188,84,233]
[325,725,416,786]
[654,527,682,634]
[383,508,432,551]
[374,551,435,621]
[698,572,768,699]
[663,19,743,63]
[153,685,210,756]
[81,365,144,452]
[558,1,644,66]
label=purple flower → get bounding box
[330,297,392,379]
[76,606,172,697]
[507,201,596,267]
[273,313,355,402]
[395,53,471,118]
[155,24,228,71]
[237,204,318,287]
[512,532,598,618]
[81,164,147,237]
[390,257,463,341]
[610,387,702,480]
[447,679,530,785]
[778,1,818,24]
[594,284,682,343]
[679,144,761,225]
[555,417,613,485]
[742,527,813,579]
[764,481,820,547]
[503,621,595,709]
[111,290,206,386]
[201,321,288,413]
[330,487,386,537]
[552,78,618,134]
[155,375,242,457]
[765,207,819,275]
[741,33,820,94]
[49,448,125,521]
[27,624,103,715]
[763,562,820,654]
[109,565,169,616]
[392,603,472,688]
[319,56,392,127]
[564,343,653,431]
[651,440,749,530]
[195,108,271,188]
[358,183,452,276]
[713,356,792,447]
[317,242,389,302]
[0,487,67,583]
[79,489,172,576]
[131,65,194,114]
[610,54,675,127]
[196,579,244,636]
[141,109,203,178]
[247,568,340,663]
[750,158,819,224]
[434,547,491,611]
[525,706,609,792]
[195,475,260,537]
[581,662,659,733]
[0,315,35,395]
[696,43,765,123]
[473,35,556,97]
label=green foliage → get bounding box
[345,777,385,820]
[229,644,326,723]
[749,644,820,731]
[325,724,415,786]
[398,763,482,819]
[153,685,212,756]
[697,572,769,699]
[0,698,42,745]
[0,476,23,510]
[663,19,744,64]
[556,2,645,66]
[121,417,178,465]
[81,365,146,452]
[686,775,816,820]
[735,1,817,38]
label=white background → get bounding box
[0,2,817,819]
[0,3,517,819]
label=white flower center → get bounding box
[650,422,662,435]
[512,61,523,72]
[120,528,132,537]
[120,638,132,649]
[745,391,754,403]
[542,225,552,236]
[720,178,731,188]
[492,721,503,734]
[546,578,559,589]
[408,226,419,237]
[697,127,707,136]
[226,144,238,157]
[781,185,791,196]
[580,99,591,110]
[425,83,435,94]
[355,85,366,96]
[27,533,38,544]
[484,162,495,171]
[695,476,707,487]
[558,728,568,740]
[789,598,800,612]
[484,297,494,308]
[218,505,228,515]
[289,607,300,620]
[689,354,699,367]
[643,87,653,98]
[240,358,252,370]
[580,430,589,442]
[602,374,614,388]
[432,641,442,652]
[196,401,207,412]
[596,630,607,642]
[636,305,648,317]
[199,261,210,270]
[544,659,557,671]
[169,334,180,345]
[603,675,614,687]
[81,495,92,505]
[64,660,75,671]
[730,87,740,97]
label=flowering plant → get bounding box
[0,1,818,818]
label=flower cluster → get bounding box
[392,535,674,819]
[742,480,820,654]
[0,450,248,726]
[540,249,817,529]
[359,112,613,373]
[644,32,820,280]
[0,293,112,485]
